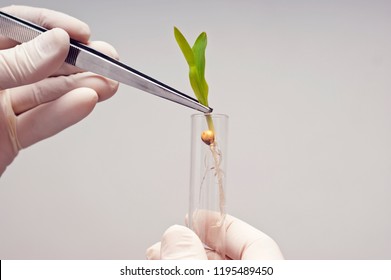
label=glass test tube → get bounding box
[189,113,228,259]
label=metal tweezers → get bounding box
[0,11,212,113]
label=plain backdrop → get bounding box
[0,0,390,259]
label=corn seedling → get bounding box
[174,27,225,216]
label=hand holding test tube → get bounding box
[146,213,284,260]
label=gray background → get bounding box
[0,0,390,259]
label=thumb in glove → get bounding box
[146,225,208,260]
[0,28,70,89]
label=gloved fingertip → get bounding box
[163,224,187,235]
[97,78,119,102]
[88,41,119,60]
[242,237,285,260]
[146,242,161,260]
[160,225,208,260]
[76,23,91,43]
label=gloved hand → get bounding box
[146,213,284,260]
[0,5,119,175]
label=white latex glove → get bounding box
[0,5,119,175]
[146,213,284,260]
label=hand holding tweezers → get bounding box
[0,11,212,113]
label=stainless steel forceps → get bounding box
[0,11,212,113]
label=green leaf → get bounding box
[174,27,209,107]
[174,27,195,67]
[191,32,208,106]
[192,32,207,83]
